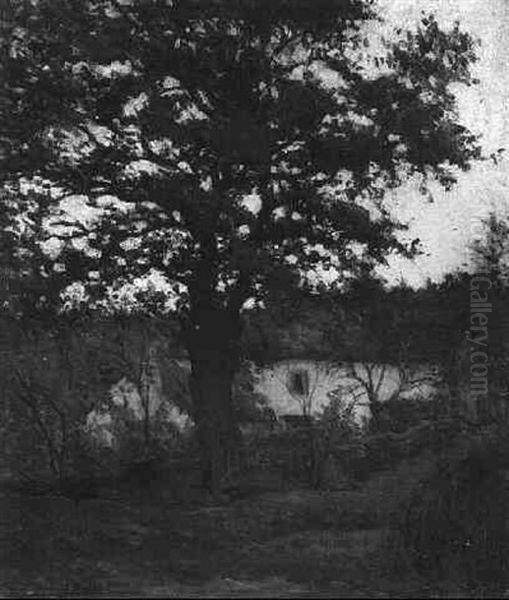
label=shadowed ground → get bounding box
[0,454,473,598]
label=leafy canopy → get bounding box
[0,0,481,318]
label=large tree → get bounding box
[0,0,480,492]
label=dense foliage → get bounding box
[0,0,481,490]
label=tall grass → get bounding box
[391,433,509,596]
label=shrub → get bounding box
[369,395,447,435]
[319,394,363,440]
[362,417,461,470]
[393,435,509,595]
[236,402,365,490]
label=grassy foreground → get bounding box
[1,450,486,599]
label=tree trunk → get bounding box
[187,307,241,496]
[368,397,384,431]
[140,362,151,451]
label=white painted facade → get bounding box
[252,359,442,424]
[85,357,442,446]
[85,351,192,447]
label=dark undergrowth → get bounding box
[1,423,509,598]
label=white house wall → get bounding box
[252,360,440,424]
[252,360,351,417]
[85,358,441,445]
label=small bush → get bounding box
[393,436,509,595]
[362,417,462,472]
[369,395,446,435]
[237,404,365,490]
[237,414,461,492]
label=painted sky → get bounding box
[375,0,509,287]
